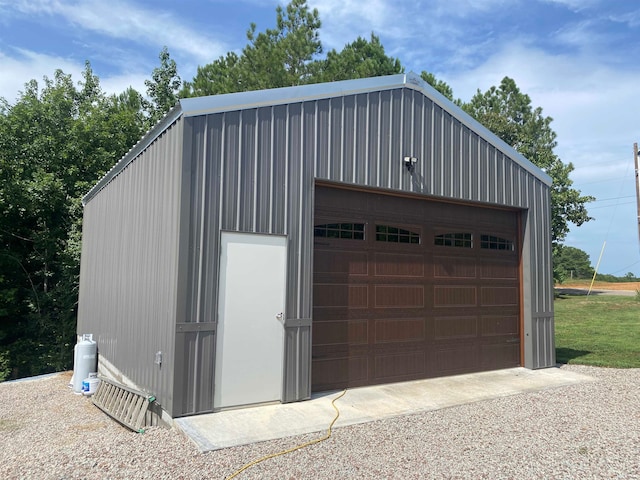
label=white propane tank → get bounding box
[73,335,97,393]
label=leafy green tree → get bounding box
[462,77,594,247]
[0,63,145,379]
[180,52,241,97]
[314,34,403,82]
[145,46,182,125]
[553,245,594,281]
[420,71,455,102]
[181,0,321,97]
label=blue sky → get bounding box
[1,0,640,277]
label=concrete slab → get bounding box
[174,367,595,452]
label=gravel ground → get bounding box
[1,365,639,479]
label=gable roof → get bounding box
[83,72,551,205]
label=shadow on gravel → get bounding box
[555,288,604,297]
[556,347,592,364]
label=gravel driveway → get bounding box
[1,365,638,479]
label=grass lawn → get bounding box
[554,293,640,368]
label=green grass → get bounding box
[555,294,640,368]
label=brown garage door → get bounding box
[312,186,521,392]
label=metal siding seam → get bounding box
[430,103,435,193]
[398,89,405,190]
[327,99,333,180]
[376,92,382,187]
[352,96,358,183]
[410,91,415,160]
[236,112,243,231]
[218,114,226,237]
[340,97,345,182]
[313,101,319,179]
[195,116,209,325]
[449,118,455,196]
[364,93,370,185]
[284,105,289,234]
[269,107,275,234]
[419,93,425,192]
[387,91,393,189]
[475,135,481,200]
[501,155,506,204]
[253,108,259,231]
[297,104,304,318]
[437,110,444,195]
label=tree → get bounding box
[420,71,455,102]
[0,63,145,379]
[462,77,594,247]
[180,52,241,97]
[181,0,321,97]
[145,47,181,125]
[553,245,594,281]
[314,34,403,82]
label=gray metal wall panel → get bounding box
[179,86,553,414]
[77,118,184,416]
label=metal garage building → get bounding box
[77,72,554,419]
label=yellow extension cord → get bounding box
[225,389,348,480]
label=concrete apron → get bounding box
[175,366,595,452]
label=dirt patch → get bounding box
[559,282,640,291]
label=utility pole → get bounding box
[635,143,640,248]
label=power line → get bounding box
[589,195,636,203]
[588,201,635,210]
[610,259,640,275]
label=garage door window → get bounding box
[314,223,365,240]
[480,234,514,251]
[434,232,472,248]
[375,225,420,244]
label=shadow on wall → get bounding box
[556,347,591,364]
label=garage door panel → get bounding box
[480,261,517,280]
[314,249,368,275]
[374,351,426,381]
[480,315,519,336]
[374,285,425,308]
[433,256,477,278]
[480,286,518,306]
[313,284,368,308]
[374,318,425,343]
[434,315,478,340]
[433,344,479,374]
[434,286,476,307]
[480,343,520,368]
[374,253,425,277]
[312,356,368,389]
[313,319,368,346]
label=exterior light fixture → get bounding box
[403,156,418,173]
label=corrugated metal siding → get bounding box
[77,118,185,416]
[179,86,553,415]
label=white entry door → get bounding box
[214,232,287,410]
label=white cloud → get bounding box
[444,42,640,159]
[539,0,602,12]
[0,49,84,103]
[310,0,415,50]
[7,0,227,63]
[609,9,640,28]
[0,48,148,104]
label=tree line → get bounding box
[0,0,593,380]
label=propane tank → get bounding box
[73,335,97,393]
